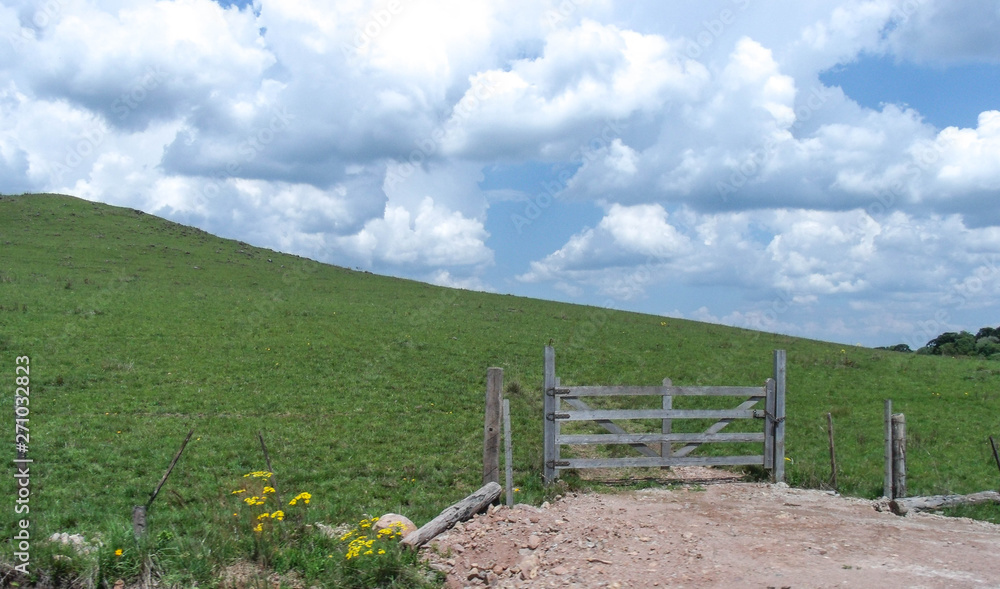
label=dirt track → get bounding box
[422,470,1000,588]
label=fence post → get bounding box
[827,412,837,492]
[884,399,893,498]
[892,413,906,499]
[503,399,514,507]
[772,350,786,483]
[543,346,557,485]
[484,367,503,486]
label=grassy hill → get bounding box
[3,193,1000,583]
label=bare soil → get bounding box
[421,468,1000,589]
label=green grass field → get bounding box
[3,193,1000,586]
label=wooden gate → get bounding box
[542,347,786,484]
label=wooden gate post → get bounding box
[484,367,503,485]
[543,346,558,485]
[772,350,787,483]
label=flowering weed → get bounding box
[335,517,438,588]
[232,470,312,565]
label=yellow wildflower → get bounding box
[263,486,275,494]
[289,491,311,505]
[271,510,285,520]
[114,549,123,557]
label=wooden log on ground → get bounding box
[401,482,501,549]
[889,491,1000,515]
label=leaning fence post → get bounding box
[484,367,503,486]
[543,346,557,485]
[134,428,194,538]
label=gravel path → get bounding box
[421,472,1000,588]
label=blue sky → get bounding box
[2,0,999,348]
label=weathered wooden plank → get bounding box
[889,491,1000,515]
[543,346,557,485]
[558,432,766,444]
[558,409,758,421]
[557,455,765,469]
[483,367,503,486]
[555,385,765,397]
[562,397,660,458]
[673,396,765,458]
[401,482,502,548]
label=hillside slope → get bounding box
[2,193,999,539]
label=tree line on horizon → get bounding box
[878,325,1000,359]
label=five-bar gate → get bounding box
[542,347,786,484]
